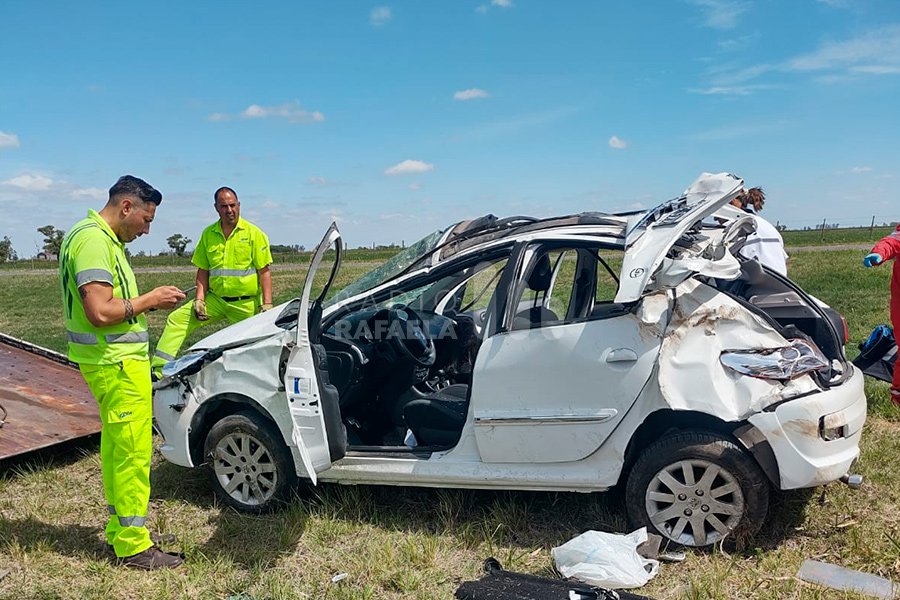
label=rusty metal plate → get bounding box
[0,333,100,460]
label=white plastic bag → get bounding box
[551,528,660,589]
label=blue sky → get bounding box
[1,0,898,256]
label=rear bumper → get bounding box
[748,366,866,490]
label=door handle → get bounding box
[606,348,638,363]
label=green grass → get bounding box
[782,226,895,247]
[0,262,371,356]
[1,251,899,599]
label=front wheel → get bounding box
[625,430,769,548]
[203,410,297,513]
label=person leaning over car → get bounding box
[863,224,900,405]
[59,175,186,569]
[151,186,273,377]
[730,187,788,276]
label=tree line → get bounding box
[0,225,316,263]
[0,226,198,262]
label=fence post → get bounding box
[871,215,876,232]
[820,218,827,241]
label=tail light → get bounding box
[840,315,850,344]
[720,339,829,380]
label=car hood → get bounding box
[186,302,288,352]
[614,172,744,303]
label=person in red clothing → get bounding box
[864,225,900,404]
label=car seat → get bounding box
[402,383,470,447]
[512,254,558,329]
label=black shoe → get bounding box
[121,546,183,570]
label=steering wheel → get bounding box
[387,306,437,367]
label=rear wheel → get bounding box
[625,430,769,548]
[203,410,297,513]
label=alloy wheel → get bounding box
[212,431,279,506]
[645,458,745,546]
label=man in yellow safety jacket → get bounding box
[151,186,273,375]
[59,175,186,569]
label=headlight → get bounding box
[720,339,829,380]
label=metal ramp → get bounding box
[0,333,100,460]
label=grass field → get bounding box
[782,226,896,247]
[1,246,899,599]
[1,224,894,273]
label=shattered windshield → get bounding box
[325,228,448,307]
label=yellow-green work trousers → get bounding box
[151,294,257,370]
[79,359,153,558]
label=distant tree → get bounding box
[135,250,147,258]
[271,243,307,253]
[0,236,16,262]
[37,225,65,257]
[167,233,191,257]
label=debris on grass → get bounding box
[552,528,659,589]
[796,559,898,599]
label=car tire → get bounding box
[625,430,769,548]
[203,410,297,513]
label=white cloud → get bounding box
[384,159,434,176]
[209,103,325,123]
[816,0,851,7]
[408,183,423,191]
[688,0,748,30]
[1,174,111,202]
[307,176,328,186]
[3,174,54,191]
[238,102,325,123]
[850,65,900,75]
[370,6,392,26]
[476,0,511,12]
[788,25,900,74]
[704,63,775,87]
[0,131,21,149]
[694,25,900,96]
[690,84,777,95]
[454,88,490,101]
[72,187,106,200]
[608,135,628,149]
[717,34,755,52]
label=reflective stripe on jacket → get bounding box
[191,217,272,298]
[59,210,149,364]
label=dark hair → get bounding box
[736,187,765,212]
[214,186,238,203]
[109,175,162,206]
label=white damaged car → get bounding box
[153,173,865,548]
